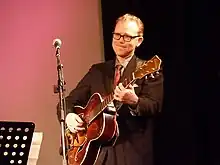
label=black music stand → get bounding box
[0,121,35,165]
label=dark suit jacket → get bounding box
[57,55,163,165]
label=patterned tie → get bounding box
[113,65,122,142]
[114,64,122,87]
[113,64,122,113]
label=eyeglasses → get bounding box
[112,32,140,42]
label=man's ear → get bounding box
[136,37,144,47]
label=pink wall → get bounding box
[0,0,104,164]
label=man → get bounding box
[57,13,163,165]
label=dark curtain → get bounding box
[100,0,219,165]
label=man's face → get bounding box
[112,20,143,58]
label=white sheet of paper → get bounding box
[27,132,43,165]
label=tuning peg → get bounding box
[154,71,161,77]
[149,73,155,79]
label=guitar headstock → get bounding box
[134,55,162,80]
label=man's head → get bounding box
[112,13,144,58]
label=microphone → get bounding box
[53,38,62,49]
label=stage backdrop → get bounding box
[0,0,104,164]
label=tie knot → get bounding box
[115,64,123,71]
[114,64,122,86]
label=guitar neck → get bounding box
[88,74,136,124]
[87,55,162,125]
[101,74,136,108]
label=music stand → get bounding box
[0,121,35,165]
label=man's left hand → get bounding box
[114,83,139,105]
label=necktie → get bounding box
[114,65,122,87]
[113,65,122,142]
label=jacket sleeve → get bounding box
[128,71,164,116]
[56,65,96,122]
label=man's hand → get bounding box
[114,83,139,105]
[106,101,117,112]
[65,113,85,133]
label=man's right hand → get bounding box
[65,113,85,133]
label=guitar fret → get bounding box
[100,99,104,109]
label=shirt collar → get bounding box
[115,55,133,69]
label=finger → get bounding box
[67,121,83,133]
[75,115,84,124]
[68,125,85,133]
[113,94,118,100]
[118,83,125,90]
[67,125,77,133]
[114,86,120,94]
[108,106,116,112]
[75,126,85,131]
[68,127,77,133]
[128,84,134,90]
[116,85,121,91]
[75,122,84,127]
[66,113,83,125]
[107,101,114,106]
[65,113,73,124]
[114,94,121,101]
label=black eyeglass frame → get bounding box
[112,32,140,42]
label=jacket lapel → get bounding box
[103,60,115,95]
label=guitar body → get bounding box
[67,93,117,165]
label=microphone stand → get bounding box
[53,46,68,165]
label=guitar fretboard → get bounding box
[87,73,136,125]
